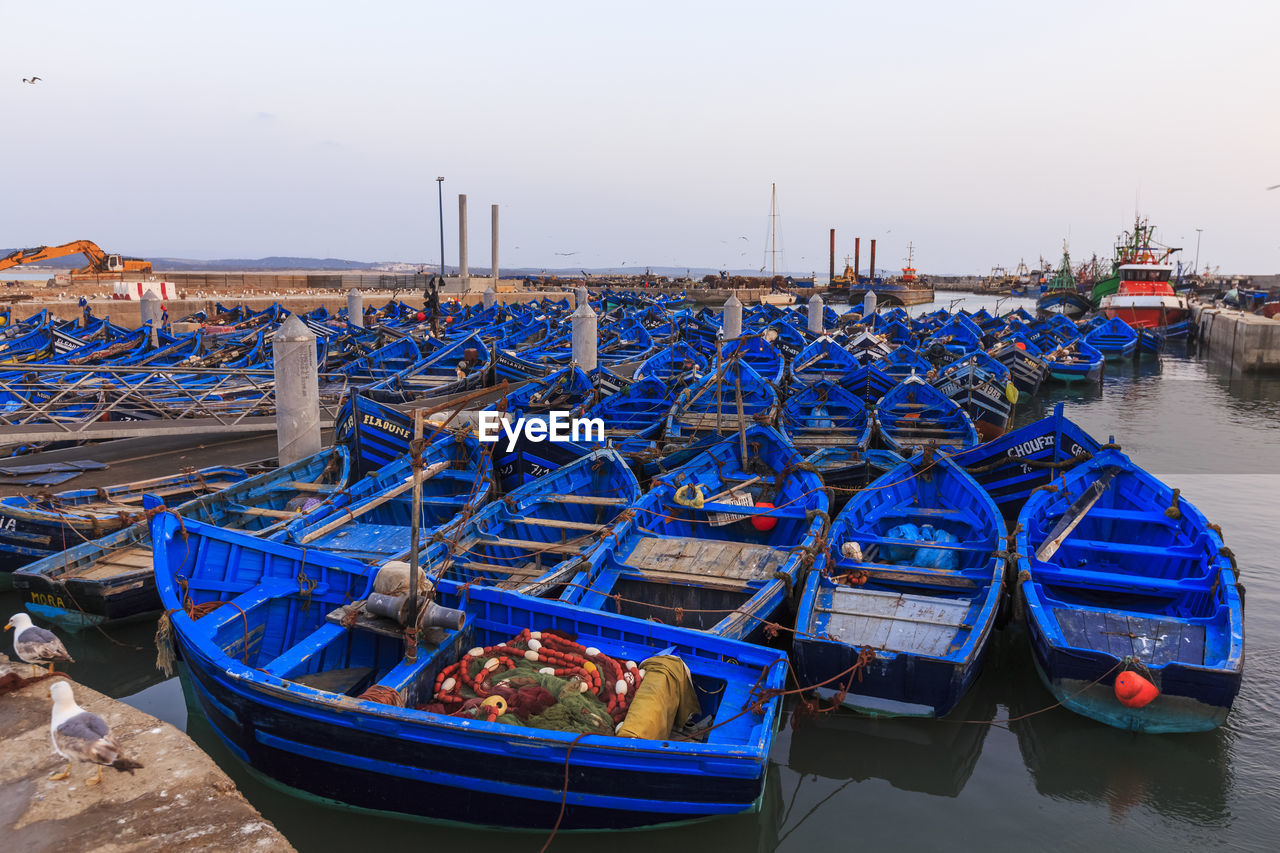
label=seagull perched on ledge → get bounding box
[6,613,73,673]
[48,681,143,785]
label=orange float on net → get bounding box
[1114,671,1159,708]
[752,503,777,532]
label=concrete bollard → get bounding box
[572,301,598,371]
[864,289,878,317]
[140,292,161,347]
[722,293,743,341]
[575,286,590,310]
[273,314,321,466]
[347,288,364,328]
[808,293,825,335]
[484,287,496,310]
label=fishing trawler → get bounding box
[1100,243,1189,330]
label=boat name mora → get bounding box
[477,412,605,452]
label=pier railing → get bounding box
[0,364,349,443]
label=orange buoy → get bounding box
[1114,671,1159,708]
[752,502,777,533]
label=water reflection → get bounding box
[1002,631,1233,828]
[785,682,996,798]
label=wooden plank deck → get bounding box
[1054,608,1206,666]
[819,587,972,657]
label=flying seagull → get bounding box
[555,252,578,256]
[6,613,73,673]
[1267,184,1280,191]
[22,77,41,84]
[48,681,143,785]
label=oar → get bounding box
[1034,467,1118,563]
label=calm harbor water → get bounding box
[4,291,1277,851]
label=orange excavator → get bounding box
[0,240,153,276]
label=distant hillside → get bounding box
[151,256,376,271]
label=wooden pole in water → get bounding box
[406,408,425,662]
[734,368,748,466]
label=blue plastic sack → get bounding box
[884,523,922,563]
[913,525,959,571]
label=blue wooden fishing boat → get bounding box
[874,376,978,456]
[150,512,787,829]
[666,361,778,446]
[792,453,1007,718]
[842,329,894,365]
[987,337,1047,398]
[281,431,489,564]
[0,466,248,575]
[11,449,350,630]
[1036,289,1092,320]
[804,447,903,513]
[1015,449,1243,733]
[875,345,930,382]
[1043,339,1104,384]
[570,426,828,642]
[788,337,859,386]
[435,448,641,593]
[1085,317,1138,361]
[950,403,1101,521]
[719,336,784,384]
[933,352,1015,440]
[580,375,677,453]
[779,380,871,452]
[633,342,707,384]
[842,363,896,408]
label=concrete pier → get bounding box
[1193,302,1280,373]
[0,659,294,852]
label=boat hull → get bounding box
[1025,611,1237,733]
[792,574,994,719]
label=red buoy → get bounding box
[1114,671,1159,708]
[751,502,777,532]
[416,311,426,322]
[1015,341,1027,350]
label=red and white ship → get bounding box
[1100,255,1188,329]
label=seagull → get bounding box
[6,613,73,673]
[1267,184,1280,191]
[555,252,578,256]
[738,236,749,240]
[48,681,143,785]
[22,77,42,84]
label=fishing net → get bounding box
[418,628,643,735]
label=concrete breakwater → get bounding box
[0,656,295,852]
[1192,301,1280,373]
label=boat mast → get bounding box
[768,183,778,278]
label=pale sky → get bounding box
[4,0,1278,274]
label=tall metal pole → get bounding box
[436,177,445,277]
[1194,228,1203,276]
